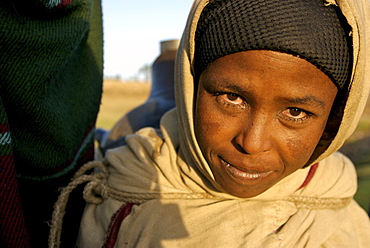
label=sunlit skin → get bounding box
[194,50,338,198]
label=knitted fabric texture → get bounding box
[16,0,74,10]
[1,0,102,180]
[0,0,103,247]
[194,0,351,89]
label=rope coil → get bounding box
[48,161,108,248]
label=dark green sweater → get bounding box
[0,0,103,247]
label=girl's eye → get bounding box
[281,108,311,122]
[216,93,246,109]
[224,93,243,104]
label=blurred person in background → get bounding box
[0,0,103,247]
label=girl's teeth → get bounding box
[225,163,261,179]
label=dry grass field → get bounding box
[96,79,370,212]
[96,79,151,130]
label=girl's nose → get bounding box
[233,113,273,155]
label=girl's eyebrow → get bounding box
[223,84,250,94]
[285,96,326,108]
[214,80,251,95]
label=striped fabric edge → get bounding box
[45,0,74,9]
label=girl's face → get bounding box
[195,50,338,198]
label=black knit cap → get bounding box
[194,0,351,89]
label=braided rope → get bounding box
[48,161,108,248]
[48,160,353,247]
[48,160,223,248]
[287,195,352,210]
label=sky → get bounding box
[102,0,194,80]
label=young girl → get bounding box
[50,0,370,247]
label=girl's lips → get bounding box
[220,158,273,181]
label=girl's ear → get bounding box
[304,91,348,167]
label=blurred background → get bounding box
[96,0,370,213]
[102,0,193,81]
[97,0,193,129]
